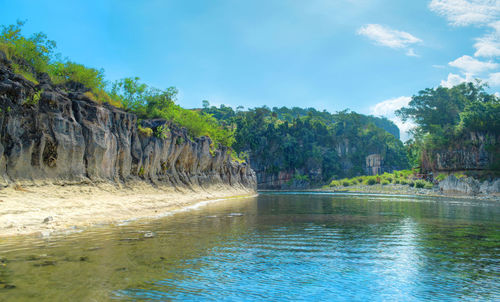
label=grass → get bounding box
[328,169,434,189]
[12,63,38,84]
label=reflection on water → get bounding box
[0,193,498,301]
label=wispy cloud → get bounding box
[448,55,499,74]
[440,72,474,87]
[357,24,421,56]
[429,0,500,27]
[474,20,500,57]
[369,96,415,141]
[429,1,500,86]
[487,72,500,86]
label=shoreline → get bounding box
[0,182,256,238]
[260,183,500,201]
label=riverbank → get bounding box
[317,183,500,201]
[0,182,256,238]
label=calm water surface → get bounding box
[0,192,499,301]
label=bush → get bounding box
[435,173,447,181]
[138,125,153,137]
[366,177,377,185]
[401,179,408,185]
[342,180,350,187]
[408,181,415,187]
[381,180,390,185]
[415,180,426,188]
[424,182,434,189]
[394,179,400,184]
[329,180,341,187]
[23,90,41,106]
[154,124,169,139]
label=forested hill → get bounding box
[201,105,409,189]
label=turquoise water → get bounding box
[0,192,499,301]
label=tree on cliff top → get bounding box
[396,82,499,171]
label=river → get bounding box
[0,192,498,301]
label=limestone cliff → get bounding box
[0,60,256,190]
[421,132,499,174]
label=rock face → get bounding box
[438,175,500,196]
[0,61,256,191]
[422,132,499,173]
[365,154,383,175]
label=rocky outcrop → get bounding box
[0,60,256,190]
[365,154,383,175]
[438,175,500,196]
[422,132,499,173]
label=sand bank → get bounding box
[0,182,256,237]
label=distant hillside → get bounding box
[202,105,409,188]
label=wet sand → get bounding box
[0,181,256,237]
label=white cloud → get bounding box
[487,72,500,85]
[406,48,419,57]
[474,34,500,57]
[370,96,415,141]
[357,24,421,56]
[448,55,499,74]
[440,72,474,87]
[474,20,500,57]
[429,0,500,27]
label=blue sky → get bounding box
[1,0,499,139]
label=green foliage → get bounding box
[12,62,38,84]
[342,180,350,187]
[204,105,408,184]
[0,20,56,74]
[436,173,447,181]
[154,124,169,139]
[366,177,377,185]
[137,125,153,137]
[111,78,235,147]
[397,82,499,171]
[49,61,104,88]
[23,90,41,106]
[176,137,185,145]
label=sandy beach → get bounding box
[0,182,256,238]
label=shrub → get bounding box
[154,124,169,139]
[366,177,377,185]
[342,180,350,187]
[12,63,38,84]
[0,21,55,74]
[424,182,434,189]
[408,181,415,187]
[415,180,426,188]
[329,180,341,187]
[350,179,358,185]
[381,180,390,185]
[138,125,153,137]
[23,90,41,106]
[400,179,408,185]
[435,173,447,181]
[394,179,400,184]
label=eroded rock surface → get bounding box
[0,62,256,190]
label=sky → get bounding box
[1,0,499,140]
